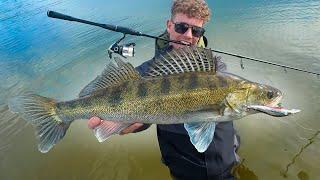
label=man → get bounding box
[88,0,239,179]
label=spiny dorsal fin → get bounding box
[79,57,141,98]
[145,46,216,77]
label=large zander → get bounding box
[8,46,298,153]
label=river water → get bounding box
[0,0,319,179]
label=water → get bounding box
[0,0,319,179]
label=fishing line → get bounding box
[0,143,10,152]
[5,118,28,138]
[46,11,320,76]
[296,134,309,141]
[211,49,319,76]
[240,58,244,70]
[276,118,290,125]
[271,117,316,144]
[0,115,25,139]
[0,105,28,151]
[291,119,317,133]
[295,128,318,142]
[275,118,314,135]
[0,105,8,114]
[140,45,155,51]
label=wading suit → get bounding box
[135,32,240,180]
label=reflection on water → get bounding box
[1,0,320,179]
[297,170,310,180]
[0,105,26,151]
[231,159,258,180]
[281,130,319,178]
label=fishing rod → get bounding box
[47,10,188,58]
[212,50,320,76]
[47,10,320,76]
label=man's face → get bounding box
[167,13,205,49]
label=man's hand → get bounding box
[87,116,144,135]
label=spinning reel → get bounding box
[108,34,136,59]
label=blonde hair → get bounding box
[171,0,211,22]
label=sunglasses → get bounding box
[173,22,205,38]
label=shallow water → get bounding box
[0,0,319,179]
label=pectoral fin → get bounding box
[184,122,216,153]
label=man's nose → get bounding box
[183,28,193,38]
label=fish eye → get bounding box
[267,91,274,99]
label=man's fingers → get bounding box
[88,118,143,135]
[120,123,144,135]
[88,117,102,129]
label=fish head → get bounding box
[245,83,282,107]
[226,82,283,113]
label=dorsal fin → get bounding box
[145,46,216,77]
[79,57,141,98]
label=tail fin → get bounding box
[8,93,70,153]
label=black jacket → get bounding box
[134,32,238,179]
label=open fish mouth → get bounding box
[243,90,300,117]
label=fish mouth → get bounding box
[244,91,283,112]
[268,95,282,107]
